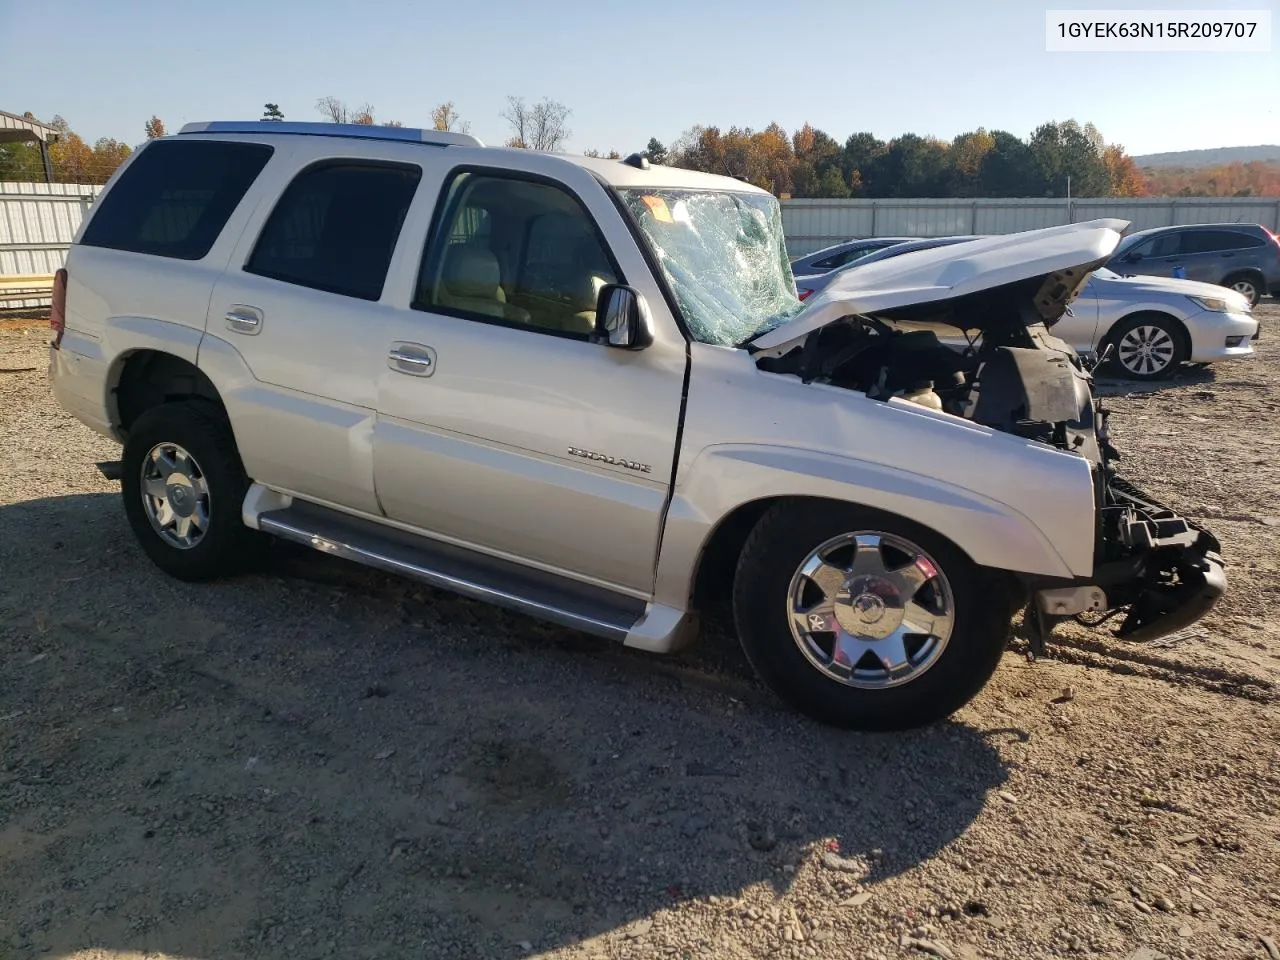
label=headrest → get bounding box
[442,246,501,298]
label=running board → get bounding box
[255,499,648,643]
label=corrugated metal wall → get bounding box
[0,182,102,307]
[782,197,1280,256]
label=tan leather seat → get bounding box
[436,246,530,324]
[567,273,613,334]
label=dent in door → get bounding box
[197,333,381,514]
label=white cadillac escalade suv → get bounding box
[48,121,1226,730]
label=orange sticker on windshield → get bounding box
[641,195,673,223]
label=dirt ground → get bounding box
[1,307,1277,960]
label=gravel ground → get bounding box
[1,307,1278,960]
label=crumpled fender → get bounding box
[653,441,1094,614]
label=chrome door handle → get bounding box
[388,343,437,377]
[225,306,263,335]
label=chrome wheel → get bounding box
[1116,324,1176,377]
[1230,278,1258,303]
[786,531,955,689]
[139,442,210,549]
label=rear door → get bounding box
[370,159,687,596]
[1178,229,1267,284]
[201,141,424,514]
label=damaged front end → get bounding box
[1026,441,1227,657]
[746,232,1227,655]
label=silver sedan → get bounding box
[1052,267,1258,380]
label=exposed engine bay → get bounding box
[750,272,1226,651]
[754,312,1102,462]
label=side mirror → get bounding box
[592,284,654,350]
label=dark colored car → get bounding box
[1105,222,1280,306]
[788,236,914,276]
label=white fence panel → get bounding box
[0,182,102,307]
[781,196,1280,256]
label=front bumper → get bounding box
[1101,477,1225,642]
[1030,476,1226,648]
[1186,310,1260,362]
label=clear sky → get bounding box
[3,0,1277,156]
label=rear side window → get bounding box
[1182,230,1264,254]
[246,161,422,301]
[79,139,273,260]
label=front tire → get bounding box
[120,401,265,581]
[732,501,1011,730]
[1106,314,1187,381]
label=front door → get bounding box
[1124,232,1183,280]
[372,165,686,596]
[1053,277,1101,351]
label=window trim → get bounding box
[78,138,276,262]
[410,165,627,342]
[243,157,424,302]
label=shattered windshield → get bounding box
[617,188,805,347]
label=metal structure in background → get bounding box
[0,110,58,183]
[0,181,103,307]
[782,196,1280,256]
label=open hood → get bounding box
[752,219,1129,353]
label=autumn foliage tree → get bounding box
[144,115,166,139]
[666,118,1169,199]
[431,102,470,134]
[5,115,136,184]
[1141,161,1280,197]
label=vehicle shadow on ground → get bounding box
[1092,360,1218,398]
[1,493,1012,959]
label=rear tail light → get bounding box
[797,288,814,301]
[50,268,67,348]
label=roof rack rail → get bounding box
[177,120,484,148]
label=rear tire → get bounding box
[731,501,1011,731]
[1222,272,1262,307]
[1105,314,1187,381]
[120,401,266,581]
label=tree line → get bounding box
[2,103,1276,198]
[654,120,1153,199]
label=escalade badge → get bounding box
[567,446,652,474]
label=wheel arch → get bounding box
[110,349,228,438]
[1220,268,1265,300]
[1102,309,1191,357]
[687,493,1023,614]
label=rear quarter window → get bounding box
[79,139,274,260]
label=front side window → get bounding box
[1128,233,1181,259]
[616,188,803,346]
[247,161,422,301]
[416,172,621,337]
